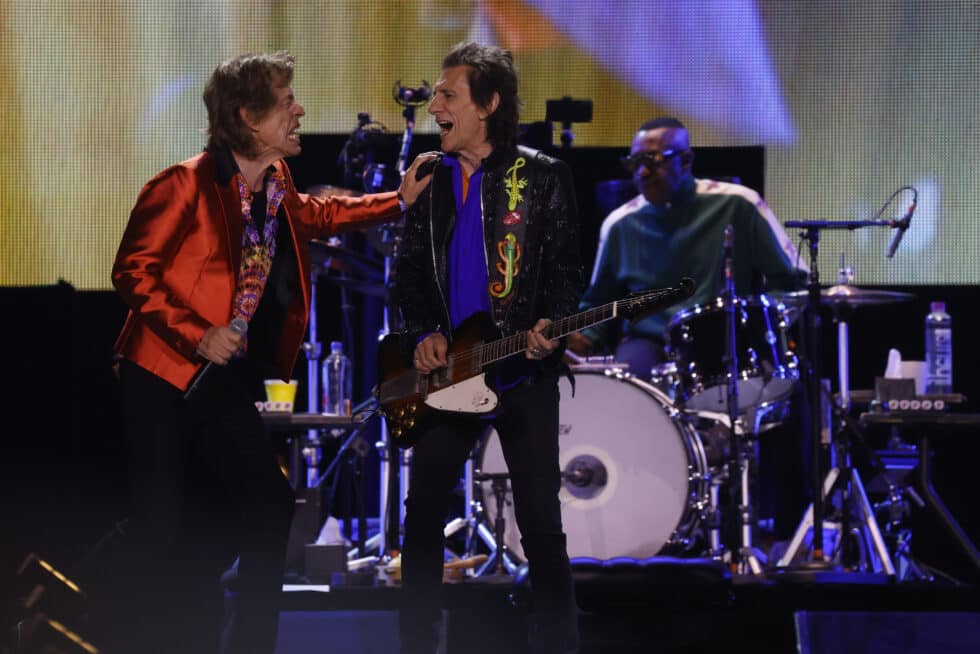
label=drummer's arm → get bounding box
[750,201,808,291]
[576,240,623,353]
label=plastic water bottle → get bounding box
[321,341,353,415]
[924,302,952,394]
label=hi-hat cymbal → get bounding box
[772,285,915,308]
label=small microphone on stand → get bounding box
[183,318,248,400]
[392,81,432,107]
[886,200,916,258]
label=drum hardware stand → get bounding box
[776,460,895,575]
[469,471,522,576]
[719,225,763,575]
[706,465,727,558]
[310,410,380,559]
[297,266,325,489]
[869,450,931,581]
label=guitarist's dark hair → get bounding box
[442,42,522,153]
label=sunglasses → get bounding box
[620,148,692,173]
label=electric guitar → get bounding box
[376,279,695,447]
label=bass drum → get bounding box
[477,369,716,561]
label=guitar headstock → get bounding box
[620,278,695,321]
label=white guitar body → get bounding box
[424,373,499,414]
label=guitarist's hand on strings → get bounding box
[525,319,558,360]
[414,332,449,373]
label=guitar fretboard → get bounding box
[473,286,681,368]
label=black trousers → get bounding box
[94,359,294,654]
[399,372,579,654]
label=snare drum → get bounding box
[477,369,718,560]
[665,294,798,413]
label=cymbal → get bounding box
[363,221,405,258]
[306,184,363,198]
[310,240,383,280]
[322,274,388,299]
[771,286,915,308]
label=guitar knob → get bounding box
[397,408,406,418]
[392,427,402,438]
[408,403,417,414]
[406,418,415,429]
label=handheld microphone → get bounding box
[886,201,916,258]
[183,318,248,400]
[415,157,439,182]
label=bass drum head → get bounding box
[477,370,704,561]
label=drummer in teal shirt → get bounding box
[567,117,806,378]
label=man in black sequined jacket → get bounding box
[396,144,582,360]
[391,42,584,654]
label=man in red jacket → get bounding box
[106,51,433,654]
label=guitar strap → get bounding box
[488,152,537,305]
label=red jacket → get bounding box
[112,150,400,390]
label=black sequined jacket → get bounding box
[393,145,584,362]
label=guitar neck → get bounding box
[475,299,621,367]
[467,283,688,369]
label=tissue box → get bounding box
[305,544,347,582]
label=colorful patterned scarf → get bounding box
[231,170,286,326]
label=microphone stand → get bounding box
[778,218,892,574]
[374,87,423,559]
[722,227,762,575]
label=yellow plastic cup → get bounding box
[263,379,298,412]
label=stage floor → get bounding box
[274,566,980,654]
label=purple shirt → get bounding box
[445,156,491,329]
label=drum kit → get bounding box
[465,274,916,576]
[301,90,926,578]
[307,201,920,578]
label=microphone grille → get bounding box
[230,318,249,335]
